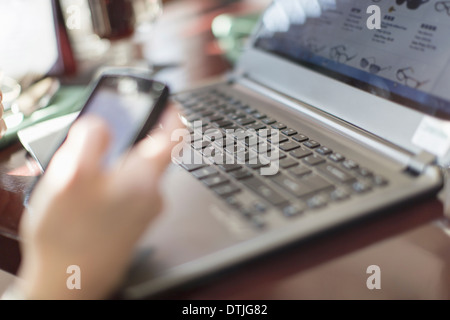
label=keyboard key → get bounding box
[292,134,309,142]
[192,140,211,150]
[263,150,287,161]
[262,118,277,125]
[252,143,274,154]
[243,107,257,114]
[213,184,241,197]
[225,144,246,155]
[208,151,227,165]
[180,163,207,172]
[214,138,234,149]
[303,155,326,166]
[290,148,313,159]
[257,129,273,138]
[304,140,320,149]
[329,153,345,162]
[220,107,236,115]
[243,135,260,147]
[236,117,256,126]
[198,125,214,133]
[204,128,223,141]
[249,215,266,229]
[283,203,306,217]
[252,201,268,213]
[199,110,214,117]
[330,188,350,201]
[270,174,305,197]
[352,181,372,193]
[288,166,312,177]
[192,167,219,179]
[231,130,248,141]
[246,160,270,170]
[213,120,233,128]
[241,177,288,206]
[279,158,298,169]
[229,112,246,120]
[316,163,355,183]
[270,173,332,198]
[203,115,224,122]
[268,135,289,144]
[225,195,241,208]
[201,143,218,155]
[214,104,228,111]
[357,168,373,177]
[316,146,333,156]
[373,175,388,186]
[236,150,258,162]
[253,113,267,120]
[230,169,253,180]
[188,133,203,143]
[245,123,266,131]
[218,163,242,172]
[306,194,328,209]
[226,97,241,105]
[342,159,359,170]
[190,105,206,112]
[221,126,240,134]
[279,142,300,152]
[281,128,298,136]
[186,114,202,123]
[235,102,248,109]
[271,123,287,130]
[299,174,334,195]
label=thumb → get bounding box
[47,116,111,181]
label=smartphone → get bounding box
[24,69,169,203]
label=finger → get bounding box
[132,105,182,177]
[146,101,181,135]
[0,90,2,103]
[113,106,182,193]
[0,119,6,138]
[0,102,4,119]
[47,116,111,180]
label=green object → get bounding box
[0,85,87,149]
[211,12,261,64]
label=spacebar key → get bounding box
[241,177,288,206]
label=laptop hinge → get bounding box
[406,151,437,176]
[226,68,246,84]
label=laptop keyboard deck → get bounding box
[173,88,389,230]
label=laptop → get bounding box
[19,0,446,298]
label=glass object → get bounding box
[60,0,162,67]
[60,0,110,61]
[133,0,163,38]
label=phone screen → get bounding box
[79,75,167,167]
[24,73,168,205]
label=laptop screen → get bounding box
[254,0,450,119]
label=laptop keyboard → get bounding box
[173,88,389,229]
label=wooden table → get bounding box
[1,0,450,299]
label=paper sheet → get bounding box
[0,0,59,80]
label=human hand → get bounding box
[16,103,182,300]
[0,91,8,138]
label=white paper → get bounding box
[0,0,59,80]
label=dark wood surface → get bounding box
[1,0,450,299]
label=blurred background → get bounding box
[0,0,268,148]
